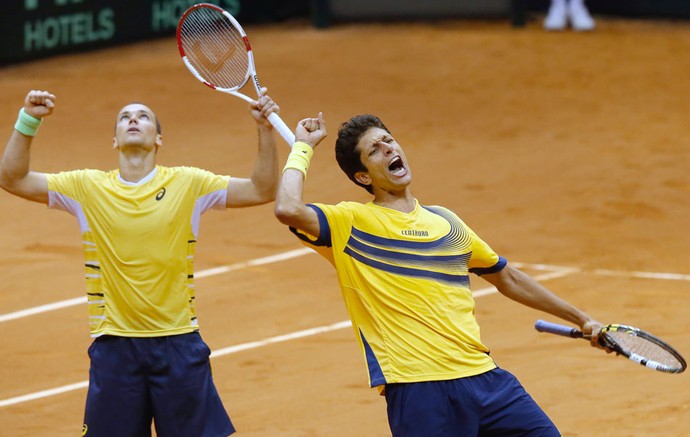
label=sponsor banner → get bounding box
[0,0,305,66]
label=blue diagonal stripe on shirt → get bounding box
[347,235,471,270]
[351,226,454,250]
[344,246,471,286]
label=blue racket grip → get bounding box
[535,320,584,338]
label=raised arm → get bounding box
[226,87,280,207]
[274,113,328,237]
[481,264,603,347]
[0,90,55,204]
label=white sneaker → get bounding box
[569,0,596,31]
[544,0,567,31]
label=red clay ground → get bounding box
[1,17,689,436]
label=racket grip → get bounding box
[535,320,583,338]
[267,112,296,146]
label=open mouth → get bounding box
[388,156,406,175]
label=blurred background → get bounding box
[3,2,690,436]
[2,0,689,66]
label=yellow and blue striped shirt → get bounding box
[292,200,506,388]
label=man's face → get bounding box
[113,103,161,151]
[355,127,411,192]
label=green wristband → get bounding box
[14,108,42,137]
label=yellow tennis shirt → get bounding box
[292,200,506,388]
[47,166,230,338]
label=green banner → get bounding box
[0,0,307,66]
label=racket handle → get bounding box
[535,320,584,338]
[267,112,296,146]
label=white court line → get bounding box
[511,262,578,272]
[0,382,89,408]
[472,268,579,298]
[0,268,575,408]
[211,320,353,358]
[195,247,314,279]
[4,255,688,324]
[0,296,87,322]
[0,247,314,323]
[3,254,690,408]
[0,321,351,408]
[592,269,690,282]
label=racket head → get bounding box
[599,324,687,374]
[176,3,254,92]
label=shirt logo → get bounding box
[401,229,429,237]
[156,187,166,201]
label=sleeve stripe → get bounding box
[469,256,508,276]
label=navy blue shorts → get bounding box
[83,332,235,437]
[385,368,560,437]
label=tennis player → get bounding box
[0,89,281,436]
[275,112,604,436]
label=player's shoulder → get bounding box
[310,200,362,211]
[159,165,214,178]
[421,204,467,225]
[335,200,366,209]
[160,165,195,174]
[328,200,374,216]
[422,204,455,216]
[50,168,110,180]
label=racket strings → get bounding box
[606,331,683,367]
[180,9,249,89]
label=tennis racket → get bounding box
[535,319,686,374]
[176,3,295,145]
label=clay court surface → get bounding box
[1,15,689,436]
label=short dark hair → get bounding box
[115,103,162,135]
[134,102,161,134]
[335,114,391,193]
[153,114,161,135]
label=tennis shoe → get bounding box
[544,0,567,31]
[569,0,595,31]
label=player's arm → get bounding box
[0,90,54,205]
[274,113,327,237]
[481,264,603,345]
[226,87,279,207]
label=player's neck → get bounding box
[118,149,157,183]
[372,189,415,213]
